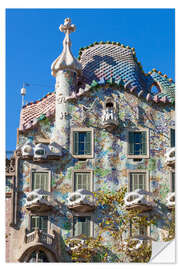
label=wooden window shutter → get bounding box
[85,131,91,155]
[73,131,79,155]
[129,132,134,155]
[141,131,147,155]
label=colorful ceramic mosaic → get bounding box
[6,18,175,263]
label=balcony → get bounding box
[20,142,62,161]
[165,147,175,169]
[124,189,155,212]
[102,108,118,131]
[65,236,86,255]
[67,189,96,213]
[25,189,54,213]
[24,229,57,251]
[166,192,175,209]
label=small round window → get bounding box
[150,84,160,94]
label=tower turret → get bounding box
[51,18,82,150]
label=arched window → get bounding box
[106,102,114,108]
[27,250,49,262]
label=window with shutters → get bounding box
[30,216,48,233]
[171,171,175,192]
[129,172,147,192]
[127,129,149,158]
[73,216,91,237]
[74,171,91,191]
[71,128,94,158]
[170,128,175,147]
[31,171,50,199]
[130,221,147,237]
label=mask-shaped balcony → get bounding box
[165,147,175,169]
[66,236,86,255]
[25,189,54,213]
[67,189,96,213]
[166,192,175,209]
[65,235,97,262]
[124,189,155,212]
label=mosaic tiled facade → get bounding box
[6,18,175,263]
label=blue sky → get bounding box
[6,8,175,151]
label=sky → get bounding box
[6,8,175,152]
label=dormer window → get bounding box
[102,98,118,130]
[106,102,114,108]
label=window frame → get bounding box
[71,127,94,159]
[28,214,50,234]
[30,169,51,193]
[170,127,175,147]
[72,169,94,192]
[127,170,149,192]
[170,170,175,193]
[127,128,149,159]
[72,215,94,238]
[129,221,149,238]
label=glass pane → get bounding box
[31,216,48,233]
[6,176,12,193]
[172,172,175,192]
[171,129,175,147]
[40,216,48,233]
[32,172,49,191]
[129,132,147,155]
[130,173,146,191]
[73,217,91,237]
[38,251,49,262]
[74,172,90,191]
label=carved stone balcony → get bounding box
[25,189,54,213]
[24,229,57,251]
[166,192,175,209]
[67,189,96,213]
[124,189,155,212]
[102,109,118,131]
[165,147,175,169]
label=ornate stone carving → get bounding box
[124,189,155,212]
[51,18,82,76]
[165,147,175,168]
[6,157,15,174]
[67,189,96,212]
[166,192,175,209]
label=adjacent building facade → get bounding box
[6,18,175,263]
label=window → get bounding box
[6,176,13,194]
[130,222,147,237]
[71,128,94,158]
[170,129,175,147]
[31,216,48,233]
[32,172,49,191]
[128,130,149,158]
[73,216,91,237]
[129,172,146,191]
[27,250,49,262]
[171,172,175,192]
[74,172,91,191]
[73,131,91,155]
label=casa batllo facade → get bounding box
[6,18,175,263]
